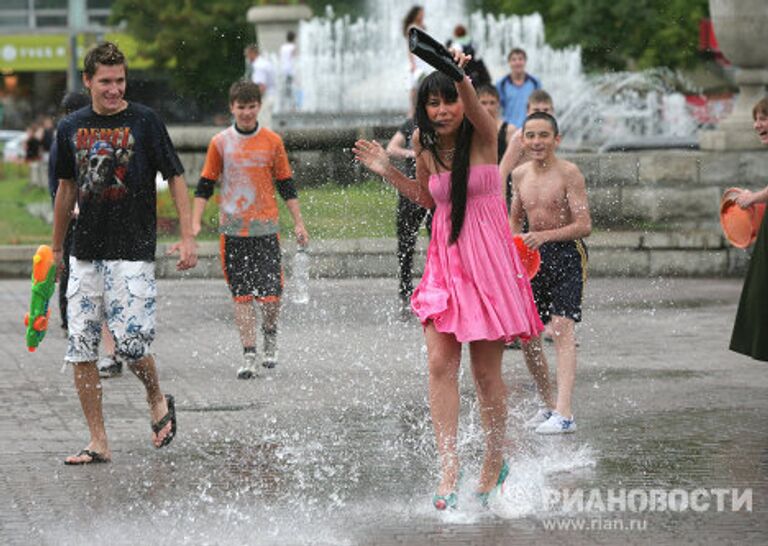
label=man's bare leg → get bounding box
[234,300,258,348]
[260,299,280,332]
[550,316,577,418]
[260,299,280,366]
[65,361,111,463]
[128,355,171,447]
[521,336,555,409]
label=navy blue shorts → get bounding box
[530,240,588,324]
[220,234,283,302]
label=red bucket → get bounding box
[513,235,541,279]
[720,187,766,248]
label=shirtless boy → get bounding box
[500,90,559,344]
[510,111,591,434]
[499,90,554,186]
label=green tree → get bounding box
[109,1,363,114]
[110,0,255,113]
[475,0,709,71]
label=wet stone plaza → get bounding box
[1,276,766,545]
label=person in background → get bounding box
[279,31,298,111]
[41,116,55,160]
[499,89,563,349]
[244,44,256,81]
[192,80,309,379]
[510,112,592,435]
[248,44,276,128]
[499,89,555,211]
[403,5,429,117]
[729,97,768,362]
[476,85,514,205]
[24,123,42,163]
[499,89,554,185]
[496,48,541,129]
[446,25,491,89]
[386,117,432,321]
[48,91,90,333]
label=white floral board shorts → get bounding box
[65,258,157,364]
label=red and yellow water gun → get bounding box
[24,244,57,352]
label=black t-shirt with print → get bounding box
[55,102,183,261]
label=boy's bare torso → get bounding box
[515,158,580,232]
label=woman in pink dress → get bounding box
[354,55,543,510]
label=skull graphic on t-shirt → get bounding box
[75,127,133,201]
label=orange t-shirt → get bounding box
[201,126,292,237]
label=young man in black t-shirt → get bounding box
[51,42,197,465]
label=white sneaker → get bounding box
[237,353,259,380]
[524,408,553,429]
[262,351,278,369]
[535,411,577,435]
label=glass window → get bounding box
[0,1,29,9]
[36,14,68,27]
[0,17,29,29]
[88,0,114,8]
[35,0,67,8]
[88,14,110,26]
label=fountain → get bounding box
[183,0,765,231]
[274,0,699,150]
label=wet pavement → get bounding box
[1,276,766,545]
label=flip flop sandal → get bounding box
[64,449,110,465]
[151,394,177,449]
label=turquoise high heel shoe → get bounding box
[433,469,463,510]
[476,459,510,507]
[433,491,459,510]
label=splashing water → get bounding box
[294,3,578,115]
[278,0,698,148]
[492,444,597,519]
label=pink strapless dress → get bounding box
[411,164,544,343]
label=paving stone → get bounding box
[0,277,766,545]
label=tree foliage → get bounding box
[109,0,709,116]
[110,0,255,112]
[475,0,709,71]
[109,1,364,114]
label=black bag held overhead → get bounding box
[408,27,465,82]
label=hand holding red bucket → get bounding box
[513,235,541,279]
[720,187,766,248]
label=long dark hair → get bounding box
[415,71,474,245]
[402,6,424,37]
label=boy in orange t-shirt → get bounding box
[192,80,309,379]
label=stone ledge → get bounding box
[638,152,699,184]
[0,232,750,279]
[641,232,724,249]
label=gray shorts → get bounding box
[65,258,156,364]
